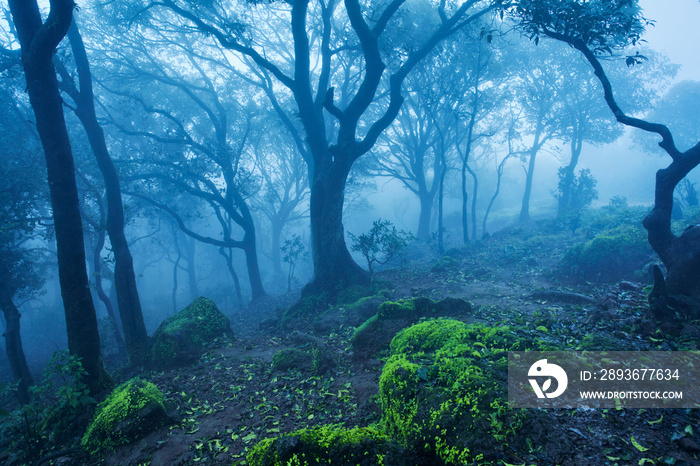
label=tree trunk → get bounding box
[0,293,33,405]
[220,247,244,310]
[643,149,700,297]
[557,128,583,217]
[242,229,266,301]
[9,0,110,394]
[306,156,369,295]
[184,236,199,300]
[92,229,126,357]
[519,116,544,223]
[467,164,479,240]
[461,161,470,243]
[417,191,434,242]
[65,20,148,364]
[270,220,286,286]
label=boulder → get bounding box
[149,297,232,369]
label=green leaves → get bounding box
[349,219,413,275]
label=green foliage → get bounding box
[149,297,232,369]
[81,378,167,454]
[349,219,414,275]
[281,233,307,292]
[0,352,97,464]
[246,424,404,466]
[561,224,653,282]
[379,319,537,464]
[557,167,599,211]
[513,0,648,54]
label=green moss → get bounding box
[149,297,231,368]
[431,255,459,273]
[379,319,531,464]
[377,297,435,320]
[246,424,404,466]
[351,315,378,341]
[562,224,652,282]
[336,284,373,305]
[81,378,167,453]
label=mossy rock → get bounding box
[149,297,232,369]
[561,224,653,282]
[81,378,168,454]
[351,297,472,360]
[379,319,535,464]
[270,346,333,375]
[246,424,407,466]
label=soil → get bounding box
[11,223,700,465]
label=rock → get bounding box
[246,425,408,465]
[81,379,170,454]
[351,297,472,361]
[149,297,233,369]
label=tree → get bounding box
[55,18,149,364]
[8,0,110,393]
[151,0,508,297]
[513,0,700,302]
[93,26,268,302]
[0,82,46,404]
[554,47,674,217]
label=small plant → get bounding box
[0,351,97,464]
[281,233,307,292]
[348,220,414,276]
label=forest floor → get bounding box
[3,216,700,465]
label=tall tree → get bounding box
[8,0,110,392]
[55,18,149,363]
[0,83,45,405]
[152,0,507,297]
[514,0,700,300]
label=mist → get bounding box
[1,0,699,464]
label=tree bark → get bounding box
[541,32,700,301]
[417,191,434,242]
[9,0,110,394]
[557,125,583,217]
[519,115,545,223]
[91,229,126,357]
[0,293,33,405]
[306,155,370,294]
[63,20,149,364]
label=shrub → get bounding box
[349,219,414,275]
[561,224,653,282]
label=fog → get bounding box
[1,0,700,463]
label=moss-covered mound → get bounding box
[562,224,653,282]
[379,319,535,464]
[81,378,168,453]
[149,297,232,369]
[351,297,471,360]
[246,425,407,466]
